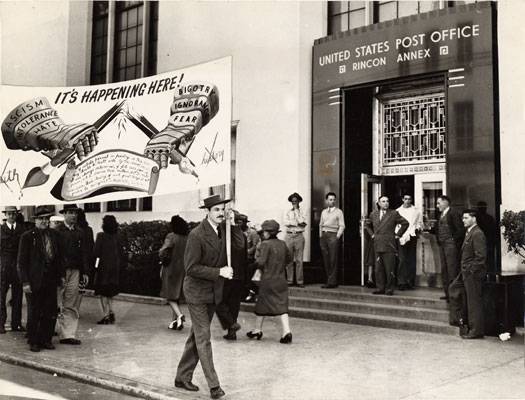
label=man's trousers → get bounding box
[320,232,339,286]
[285,233,305,285]
[449,269,484,336]
[398,238,417,286]
[216,279,243,330]
[176,303,220,389]
[439,242,459,298]
[0,257,22,328]
[57,268,80,340]
[375,252,397,293]
[27,280,57,346]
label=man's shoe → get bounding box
[210,386,225,399]
[174,380,199,392]
[59,338,81,345]
[30,344,41,352]
[397,284,408,291]
[11,325,26,332]
[41,342,56,350]
[461,332,484,340]
[365,280,376,289]
[0,326,6,334]
[385,290,394,296]
[223,330,237,341]
[372,290,385,295]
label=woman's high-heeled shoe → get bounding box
[97,316,111,325]
[176,314,185,330]
[280,332,292,344]
[246,330,263,340]
[108,312,115,324]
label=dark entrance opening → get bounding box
[341,86,374,285]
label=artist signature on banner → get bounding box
[201,132,224,166]
[1,159,23,199]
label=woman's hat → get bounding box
[288,192,303,203]
[32,205,55,219]
[199,194,231,209]
[261,219,280,233]
[59,204,82,214]
[2,206,18,213]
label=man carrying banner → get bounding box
[175,194,233,399]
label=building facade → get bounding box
[1,1,524,286]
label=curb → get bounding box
[0,352,188,400]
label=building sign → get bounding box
[0,57,232,206]
[313,4,492,91]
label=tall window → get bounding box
[375,1,440,22]
[90,1,109,85]
[88,1,158,212]
[328,1,366,34]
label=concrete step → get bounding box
[288,286,448,310]
[289,296,450,323]
[240,302,457,335]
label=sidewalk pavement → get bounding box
[0,294,524,400]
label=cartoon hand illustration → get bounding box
[144,83,219,175]
[1,97,98,160]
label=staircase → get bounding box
[241,285,457,335]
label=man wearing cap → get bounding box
[18,206,64,352]
[55,204,90,345]
[175,194,234,399]
[0,206,26,333]
[284,192,307,287]
[216,211,247,341]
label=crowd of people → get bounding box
[0,190,495,399]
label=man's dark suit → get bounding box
[0,223,25,330]
[449,225,486,336]
[365,209,409,293]
[435,208,464,298]
[216,224,246,331]
[17,227,64,346]
[176,218,227,389]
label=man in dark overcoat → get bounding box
[435,195,465,301]
[365,195,409,296]
[216,212,247,340]
[175,195,234,400]
[0,206,26,333]
[449,209,487,339]
[17,206,64,352]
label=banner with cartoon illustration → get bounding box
[0,57,231,206]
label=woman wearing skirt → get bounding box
[246,219,293,343]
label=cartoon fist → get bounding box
[144,83,219,173]
[1,97,98,160]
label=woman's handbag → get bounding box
[251,269,262,282]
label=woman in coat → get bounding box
[94,215,125,324]
[246,219,293,343]
[159,215,189,330]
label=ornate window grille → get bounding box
[380,93,446,166]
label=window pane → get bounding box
[349,9,366,28]
[126,66,135,80]
[419,1,440,12]
[119,31,127,49]
[127,47,136,66]
[378,2,397,21]
[128,8,138,27]
[398,1,419,18]
[119,11,127,29]
[330,1,349,15]
[119,49,126,66]
[349,1,365,10]
[331,13,349,33]
[137,25,143,45]
[127,27,137,46]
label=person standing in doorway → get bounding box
[0,206,25,333]
[175,194,233,399]
[319,192,345,288]
[365,195,409,296]
[55,204,90,345]
[396,194,423,290]
[18,206,64,352]
[435,195,464,301]
[284,192,307,287]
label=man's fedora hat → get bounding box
[32,205,55,219]
[261,219,280,233]
[199,194,231,209]
[59,204,82,214]
[2,206,18,213]
[288,192,303,203]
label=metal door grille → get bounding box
[380,93,446,166]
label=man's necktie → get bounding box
[217,228,222,239]
[380,211,384,221]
